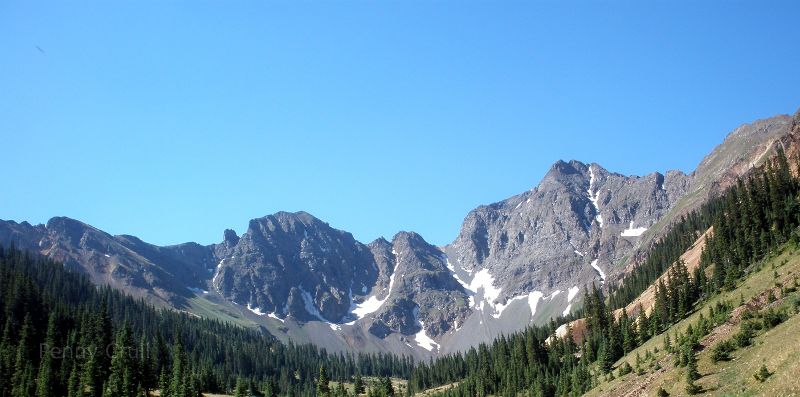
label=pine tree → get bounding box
[79,305,113,397]
[754,364,771,382]
[234,377,248,397]
[10,314,35,397]
[66,362,81,397]
[138,334,154,393]
[36,312,58,397]
[263,378,277,397]
[158,369,170,397]
[94,302,113,394]
[0,320,13,396]
[380,376,395,397]
[334,381,347,397]
[597,339,613,374]
[685,371,701,395]
[104,325,138,397]
[685,345,699,381]
[353,373,365,395]
[169,338,191,397]
[317,365,330,397]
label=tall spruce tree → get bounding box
[103,325,138,397]
[317,365,331,397]
[35,312,58,397]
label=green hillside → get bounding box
[586,243,800,397]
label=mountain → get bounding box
[0,216,214,306]
[410,150,800,396]
[1,109,797,358]
[212,213,470,341]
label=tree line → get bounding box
[0,245,413,397]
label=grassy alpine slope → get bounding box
[586,241,800,397]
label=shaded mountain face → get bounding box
[212,214,470,340]
[212,211,379,323]
[0,217,214,306]
[1,110,796,357]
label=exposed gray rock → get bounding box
[1,111,796,358]
[212,211,379,322]
[446,160,690,308]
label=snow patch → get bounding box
[444,254,470,290]
[413,308,439,352]
[350,272,395,320]
[590,259,606,281]
[574,250,585,257]
[621,221,647,237]
[247,303,266,316]
[212,259,225,290]
[188,287,209,295]
[527,291,544,316]
[549,290,561,299]
[415,323,439,351]
[104,254,110,258]
[299,287,328,322]
[468,269,502,308]
[491,295,527,319]
[267,312,285,323]
[562,304,572,316]
[567,286,579,302]
[459,264,546,319]
[587,166,604,227]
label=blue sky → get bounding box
[1,1,799,247]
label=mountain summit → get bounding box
[1,111,796,358]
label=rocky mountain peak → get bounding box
[223,229,239,247]
[1,109,796,358]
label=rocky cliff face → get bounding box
[212,211,378,323]
[1,110,796,357]
[446,161,690,304]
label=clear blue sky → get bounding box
[2,1,799,247]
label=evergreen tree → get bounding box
[11,314,35,397]
[234,377,248,397]
[103,325,137,397]
[597,339,613,374]
[158,369,170,397]
[353,373,365,395]
[754,364,771,382]
[262,378,277,397]
[334,381,347,397]
[66,362,80,397]
[379,376,395,397]
[317,365,330,397]
[0,321,13,397]
[685,345,699,381]
[36,312,58,397]
[138,334,154,393]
